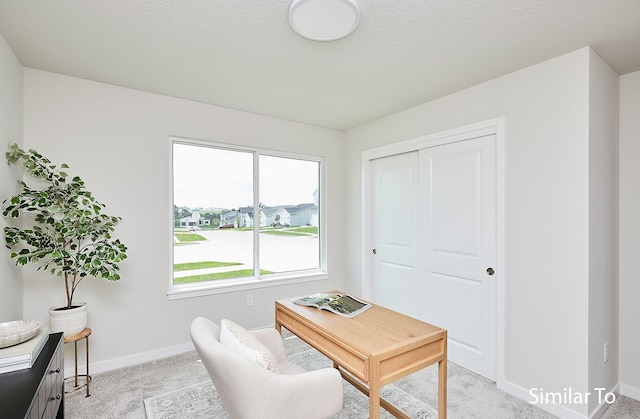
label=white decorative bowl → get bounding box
[0,320,42,349]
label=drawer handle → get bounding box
[50,395,61,401]
[50,368,61,374]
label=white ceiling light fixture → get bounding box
[288,0,360,42]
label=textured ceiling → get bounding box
[1,0,639,130]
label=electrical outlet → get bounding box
[604,342,609,363]
[246,295,254,306]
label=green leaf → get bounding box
[3,144,127,296]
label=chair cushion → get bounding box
[219,319,279,373]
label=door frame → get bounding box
[361,117,506,389]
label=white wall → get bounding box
[345,48,616,418]
[619,70,640,399]
[587,51,619,415]
[21,68,346,370]
[0,34,23,323]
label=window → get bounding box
[171,138,324,297]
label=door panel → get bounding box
[376,262,414,315]
[420,134,496,380]
[370,152,420,317]
[428,272,483,352]
[431,151,481,256]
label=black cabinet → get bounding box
[0,333,64,419]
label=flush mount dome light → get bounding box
[288,0,360,42]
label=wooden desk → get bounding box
[275,293,447,419]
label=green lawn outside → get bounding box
[173,227,315,284]
[260,226,318,236]
[173,261,241,272]
[175,227,317,237]
[174,269,273,284]
[174,232,207,242]
[260,230,306,236]
[291,226,317,234]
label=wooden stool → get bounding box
[63,327,92,397]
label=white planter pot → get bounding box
[49,303,87,337]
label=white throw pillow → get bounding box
[219,319,279,373]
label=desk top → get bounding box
[276,292,445,357]
[276,292,447,419]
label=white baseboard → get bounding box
[62,323,276,379]
[63,341,195,379]
[588,383,620,419]
[620,382,640,401]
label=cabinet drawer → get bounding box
[0,333,64,419]
[36,336,63,419]
[42,375,63,419]
[46,346,63,393]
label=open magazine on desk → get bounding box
[293,293,372,318]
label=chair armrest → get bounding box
[263,367,343,418]
[251,328,288,363]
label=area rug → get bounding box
[144,380,226,419]
[144,349,437,419]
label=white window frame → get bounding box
[168,136,328,300]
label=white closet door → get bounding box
[419,134,497,380]
[370,151,420,317]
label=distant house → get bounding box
[220,202,317,229]
[264,207,290,226]
[220,210,238,228]
[238,207,254,227]
[262,203,317,227]
[289,204,318,227]
[179,212,210,228]
[221,208,266,228]
[286,203,317,227]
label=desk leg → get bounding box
[274,311,282,334]
[369,361,381,419]
[369,379,381,419]
[438,357,447,419]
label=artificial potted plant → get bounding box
[2,144,127,336]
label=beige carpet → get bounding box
[143,337,554,419]
[144,348,438,419]
[144,370,640,419]
[66,333,640,418]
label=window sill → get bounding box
[167,271,330,300]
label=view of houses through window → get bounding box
[172,140,321,287]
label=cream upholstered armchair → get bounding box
[190,317,343,419]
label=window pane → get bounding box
[259,155,320,273]
[173,143,254,285]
